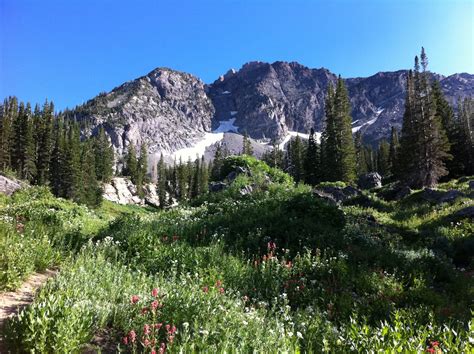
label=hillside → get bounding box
[1,157,473,352]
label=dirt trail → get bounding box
[0,269,57,352]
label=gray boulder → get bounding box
[357,173,382,189]
[421,188,463,204]
[0,175,22,196]
[239,185,254,196]
[469,180,474,190]
[454,206,474,219]
[394,186,412,200]
[313,185,361,205]
[439,190,463,203]
[312,189,338,206]
[209,182,227,193]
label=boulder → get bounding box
[420,188,445,203]
[312,189,338,206]
[239,185,253,196]
[439,190,463,203]
[357,173,382,189]
[0,175,22,196]
[454,206,474,219]
[314,186,362,204]
[394,186,412,200]
[469,180,474,190]
[421,188,463,204]
[209,182,227,193]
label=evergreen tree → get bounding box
[287,135,305,183]
[124,143,138,183]
[354,131,367,176]
[321,78,356,182]
[50,119,66,196]
[457,98,474,175]
[80,141,102,207]
[303,128,320,185]
[377,139,390,177]
[12,102,27,174]
[211,143,224,180]
[388,127,400,177]
[93,127,114,182]
[242,132,253,156]
[23,103,37,182]
[199,156,209,195]
[63,124,82,201]
[157,153,167,208]
[0,98,13,171]
[177,158,187,201]
[191,157,201,198]
[35,100,54,185]
[136,143,148,197]
[399,48,451,188]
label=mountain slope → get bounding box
[68,62,473,165]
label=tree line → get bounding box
[0,97,114,206]
[263,48,473,188]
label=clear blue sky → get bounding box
[1,0,473,110]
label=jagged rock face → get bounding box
[73,68,214,159]
[72,63,473,165]
[208,61,337,140]
[209,63,472,144]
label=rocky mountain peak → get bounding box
[69,61,473,170]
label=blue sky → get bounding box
[1,0,472,110]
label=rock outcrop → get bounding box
[0,175,23,196]
[103,177,161,207]
[358,173,382,189]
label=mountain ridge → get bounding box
[67,61,473,166]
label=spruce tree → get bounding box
[94,127,114,182]
[191,157,201,198]
[303,128,320,185]
[399,48,451,188]
[0,98,13,171]
[63,124,82,201]
[377,139,390,177]
[388,127,400,177]
[12,101,27,174]
[288,135,305,183]
[157,153,167,208]
[321,78,356,183]
[80,141,102,207]
[199,156,209,195]
[35,100,54,185]
[23,103,37,182]
[354,131,367,176]
[50,119,66,196]
[124,143,138,183]
[211,143,224,180]
[242,132,253,156]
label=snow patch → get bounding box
[230,111,238,116]
[172,133,224,162]
[213,118,239,133]
[222,91,231,95]
[352,108,384,133]
[279,131,321,150]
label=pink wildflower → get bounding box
[143,324,151,335]
[151,288,159,297]
[130,295,140,304]
[128,330,137,343]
